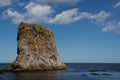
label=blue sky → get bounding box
[0,0,120,63]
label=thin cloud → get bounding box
[86,11,110,24]
[102,21,120,34]
[48,9,110,24]
[113,1,120,8]
[0,0,26,7]
[31,0,81,5]
[48,8,80,24]
[3,9,22,23]
[0,0,11,7]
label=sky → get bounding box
[0,0,120,63]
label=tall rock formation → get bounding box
[5,22,66,71]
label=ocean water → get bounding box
[0,63,120,80]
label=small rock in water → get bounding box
[81,74,87,76]
[89,69,107,72]
[102,73,111,75]
[90,73,99,75]
[90,72,112,76]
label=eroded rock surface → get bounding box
[5,22,66,71]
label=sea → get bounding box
[0,63,120,80]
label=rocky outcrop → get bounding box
[4,22,66,71]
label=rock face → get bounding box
[5,22,66,71]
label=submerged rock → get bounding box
[4,22,66,71]
[0,70,3,74]
[81,74,87,76]
[90,73,99,75]
[90,72,112,76]
[89,69,107,72]
[102,73,111,75]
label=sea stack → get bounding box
[5,22,66,71]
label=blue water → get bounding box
[0,63,120,80]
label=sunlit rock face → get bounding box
[5,22,66,71]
